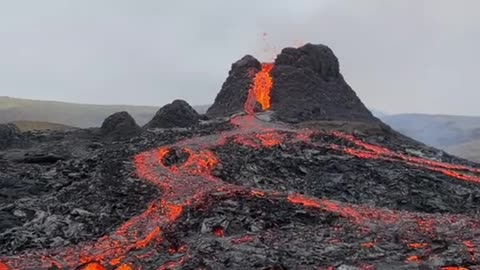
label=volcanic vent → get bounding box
[207,43,378,124]
[1,43,480,270]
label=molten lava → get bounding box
[1,114,480,269]
[82,262,106,270]
[212,226,225,237]
[244,63,274,114]
[406,255,421,263]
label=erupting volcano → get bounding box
[1,43,480,269]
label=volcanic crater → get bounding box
[1,44,480,270]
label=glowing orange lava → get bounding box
[1,115,480,269]
[406,255,421,263]
[116,264,133,270]
[82,262,107,270]
[407,243,429,249]
[213,226,225,237]
[244,63,274,114]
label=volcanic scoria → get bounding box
[1,44,479,270]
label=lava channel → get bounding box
[244,63,274,114]
[2,67,480,270]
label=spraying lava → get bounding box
[244,63,274,114]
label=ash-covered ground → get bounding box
[1,43,480,270]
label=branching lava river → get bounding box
[1,64,480,269]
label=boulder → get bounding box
[206,56,261,118]
[0,123,21,149]
[100,111,141,139]
[145,100,200,129]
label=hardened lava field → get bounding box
[1,43,480,269]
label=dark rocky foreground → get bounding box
[0,120,233,255]
[1,114,480,269]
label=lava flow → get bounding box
[2,67,480,269]
[244,63,274,114]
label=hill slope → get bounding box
[381,113,480,148]
[446,138,480,162]
[0,96,208,128]
[380,113,480,161]
[12,121,77,132]
[2,98,480,161]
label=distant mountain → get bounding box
[380,113,480,162]
[369,108,388,118]
[12,121,77,132]
[445,139,480,162]
[380,114,480,148]
[0,96,209,128]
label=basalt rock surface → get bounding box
[100,111,142,139]
[206,56,261,118]
[271,44,378,123]
[0,124,22,150]
[145,100,200,129]
[0,120,232,256]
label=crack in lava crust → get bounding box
[1,114,480,269]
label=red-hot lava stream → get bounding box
[244,63,274,114]
[1,63,480,269]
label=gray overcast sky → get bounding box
[1,0,479,115]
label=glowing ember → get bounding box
[116,264,133,270]
[231,235,254,244]
[244,63,274,114]
[168,245,187,255]
[405,255,421,263]
[361,242,375,248]
[464,240,476,261]
[213,226,225,237]
[287,194,322,208]
[251,190,265,197]
[82,262,107,270]
[156,256,187,270]
[407,243,429,249]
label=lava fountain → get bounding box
[244,63,274,114]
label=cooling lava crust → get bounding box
[1,43,480,269]
[1,115,480,270]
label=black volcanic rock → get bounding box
[206,55,261,117]
[207,43,378,124]
[145,100,200,129]
[0,123,21,149]
[271,43,378,123]
[100,111,141,138]
[3,44,480,269]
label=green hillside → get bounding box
[0,96,208,128]
[12,121,77,132]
